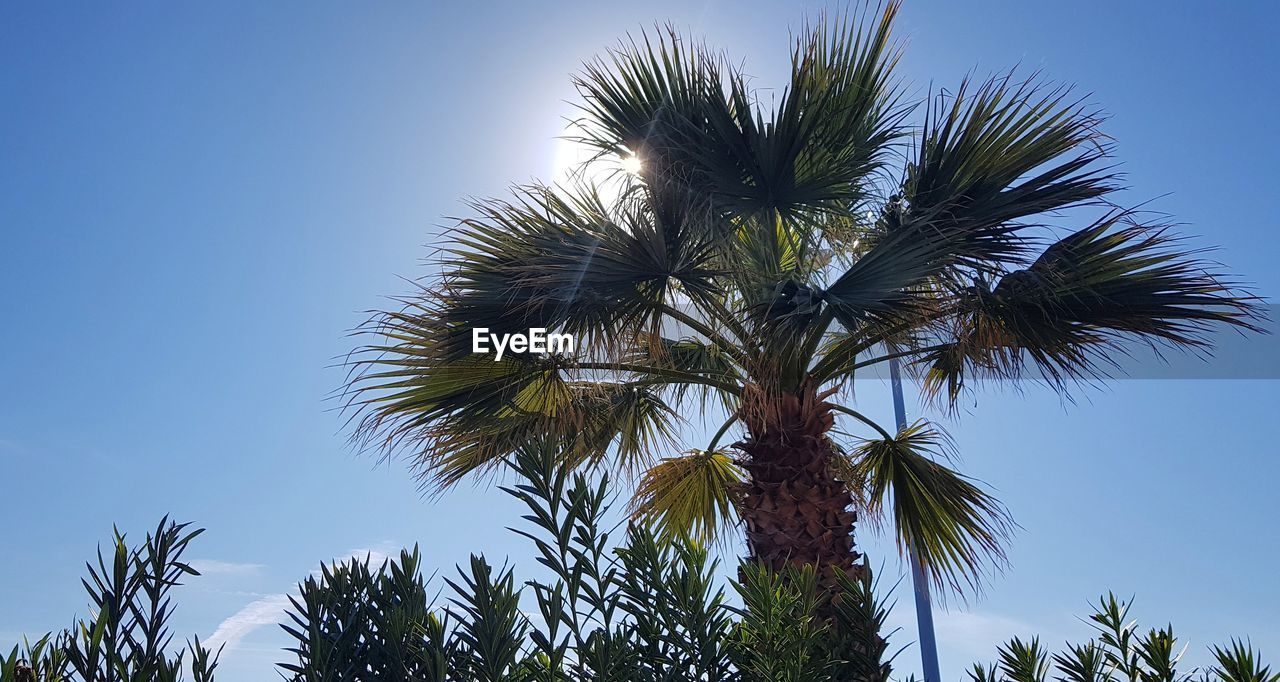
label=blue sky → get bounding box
[2,2,1278,679]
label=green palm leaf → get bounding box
[849,420,1014,593]
[919,211,1264,400]
[631,449,744,544]
[903,74,1117,273]
[823,72,1118,332]
[447,184,723,345]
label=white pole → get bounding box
[889,357,942,682]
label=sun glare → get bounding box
[550,138,644,210]
[552,138,645,185]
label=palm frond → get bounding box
[902,72,1118,273]
[346,293,684,489]
[446,184,723,348]
[345,299,564,455]
[631,449,744,545]
[849,420,1014,594]
[695,3,907,221]
[424,382,680,489]
[822,216,947,328]
[918,211,1266,400]
[823,71,1118,332]
[574,25,722,182]
[627,335,742,410]
[576,383,683,474]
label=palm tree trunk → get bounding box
[736,381,861,583]
[737,431,861,584]
[735,381,888,680]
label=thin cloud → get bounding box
[206,594,291,653]
[206,543,401,655]
[336,546,395,572]
[887,605,1053,671]
[190,559,266,576]
[933,610,1041,656]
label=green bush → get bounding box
[275,445,1279,682]
[1,518,219,682]
[277,442,897,681]
[5,460,1275,681]
[968,594,1279,682]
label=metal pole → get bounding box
[889,357,942,682]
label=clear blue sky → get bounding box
[2,2,1277,679]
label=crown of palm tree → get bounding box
[343,3,1263,593]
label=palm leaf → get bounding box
[573,25,722,184]
[692,3,907,220]
[823,71,1118,332]
[627,335,742,409]
[419,382,679,490]
[445,184,723,348]
[919,211,1265,400]
[575,382,683,474]
[849,420,1014,594]
[902,73,1117,273]
[631,449,744,544]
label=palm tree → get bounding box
[345,2,1260,606]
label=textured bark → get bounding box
[737,430,862,583]
[735,381,888,680]
[735,381,861,585]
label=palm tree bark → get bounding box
[737,436,862,585]
[736,382,861,583]
[735,381,888,679]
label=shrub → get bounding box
[277,442,899,681]
[968,594,1278,682]
[0,518,219,682]
[276,445,1279,681]
[5,465,1275,681]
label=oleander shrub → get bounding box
[5,463,1275,682]
[968,594,1278,682]
[275,444,1280,682]
[277,442,898,681]
[0,518,220,682]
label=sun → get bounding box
[551,137,641,187]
